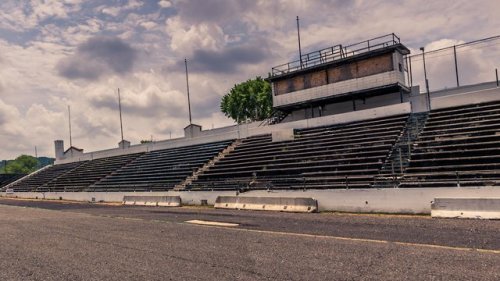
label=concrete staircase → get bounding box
[373,112,429,188]
[174,139,242,190]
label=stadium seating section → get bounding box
[0,174,26,189]
[400,101,500,187]
[189,114,408,190]
[91,140,233,191]
[4,100,500,192]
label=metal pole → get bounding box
[296,16,303,68]
[398,147,403,174]
[184,58,192,125]
[496,68,499,87]
[453,45,459,87]
[405,56,410,87]
[407,129,411,157]
[408,56,413,87]
[68,105,73,157]
[118,88,124,146]
[34,146,38,158]
[420,47,431,110]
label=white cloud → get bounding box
[165,17,225,54]
[158,0,172,8]
[0,0,500,159]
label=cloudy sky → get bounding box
[0,0,499,159]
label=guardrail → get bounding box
[271,33,401,76]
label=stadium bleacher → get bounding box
[7,161,84,192]
[90,140,234,191]
[39,153,144,192]
[6,99,500,192]
[0,174,26,189]
[400,100,500,187]
[188,114,409,190]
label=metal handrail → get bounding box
[271,33,401,76]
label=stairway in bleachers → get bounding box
[189,114,409,190]
[400,100,500,188]
[91,140,234,191]
[175,139,242,190]
[373,112,429,187]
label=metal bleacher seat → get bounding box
[190,114,409,190]
[400,100,500,188]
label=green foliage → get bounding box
[0,156,54,174]
[140,140,153,144]
[220,76,273,123]
[3,155,39,174]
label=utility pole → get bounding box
[296,16,303,68]
[118,88,124,147]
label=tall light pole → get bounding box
[185,58,193,125]
[68,105,73,157]
[420,47,431,110]
[296,16,303,68]
[118,88,124,147]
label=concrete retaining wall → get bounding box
[431,198,500,219]
[2,187,500,214]
[432,87,500,110]
[122,195,181,207]
[215,196,318,213]
[0,191,236,206]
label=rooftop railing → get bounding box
[271,33,401,77]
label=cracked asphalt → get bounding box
[0,198,499,280]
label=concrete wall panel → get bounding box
[4,187,500,214]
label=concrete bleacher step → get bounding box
[428,100,500,117]
[174,139,242,190]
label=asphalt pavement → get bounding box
[0,198,499,280]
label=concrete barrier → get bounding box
[214,196,318,213]
[122,195,181,207]
[431,198,500,219]
[4,187,500,214]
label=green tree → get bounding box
[220,76,273,123]
[5,155,39,174]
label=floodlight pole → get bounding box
[185,58,193,125]
[68,105,73,157]
[296,16,303,68]
[453,45,460,87]
[118,88,124,147]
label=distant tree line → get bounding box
[0,155,54,174]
